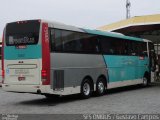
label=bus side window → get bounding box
[138,42,147,56]
[50,29,101,54]
[99,37,110,54]
[49,29,54,52]
[127,41,134,56]
[100,37,127,55]
[79,36,100,54]
[100,37,116,55]
[50,29,63,52]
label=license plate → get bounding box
[15,69,29,75]
[18,77,25,81]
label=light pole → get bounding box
[126,0,131,19]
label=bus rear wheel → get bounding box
[96,77,106,96]
[81,78,93,99]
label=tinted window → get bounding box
[100,37,126,55]
[50,29,99,54]
[138,42,147,56]
[126,41,138,56]
[6,20,40,46]
[100,36,147,56]
[50,29,147,56]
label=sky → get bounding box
[0,0,160,36]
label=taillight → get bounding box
[41,70,47,82]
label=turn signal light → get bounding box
[41,70,47,82]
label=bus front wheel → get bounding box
[142,75,149,87]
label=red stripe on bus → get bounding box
[42,23,50,85]
[2,31,5,83]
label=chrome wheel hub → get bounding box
[98,81,104,93]
[83,83,90,96]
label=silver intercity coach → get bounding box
[2,19,156,99]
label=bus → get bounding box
[0,40,2,86]
[2,19,156,98]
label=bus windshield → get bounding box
[5,20,40,46]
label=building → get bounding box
[98,14,160,54]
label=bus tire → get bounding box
[142,74,149,87]
[81,78,93,99]
[96,77,106,96]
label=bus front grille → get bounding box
[53,70,64,90]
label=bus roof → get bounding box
[6,19,145,42]
[82,28,143,41]
[43,19,144,42]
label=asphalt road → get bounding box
[0,84,160,114]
